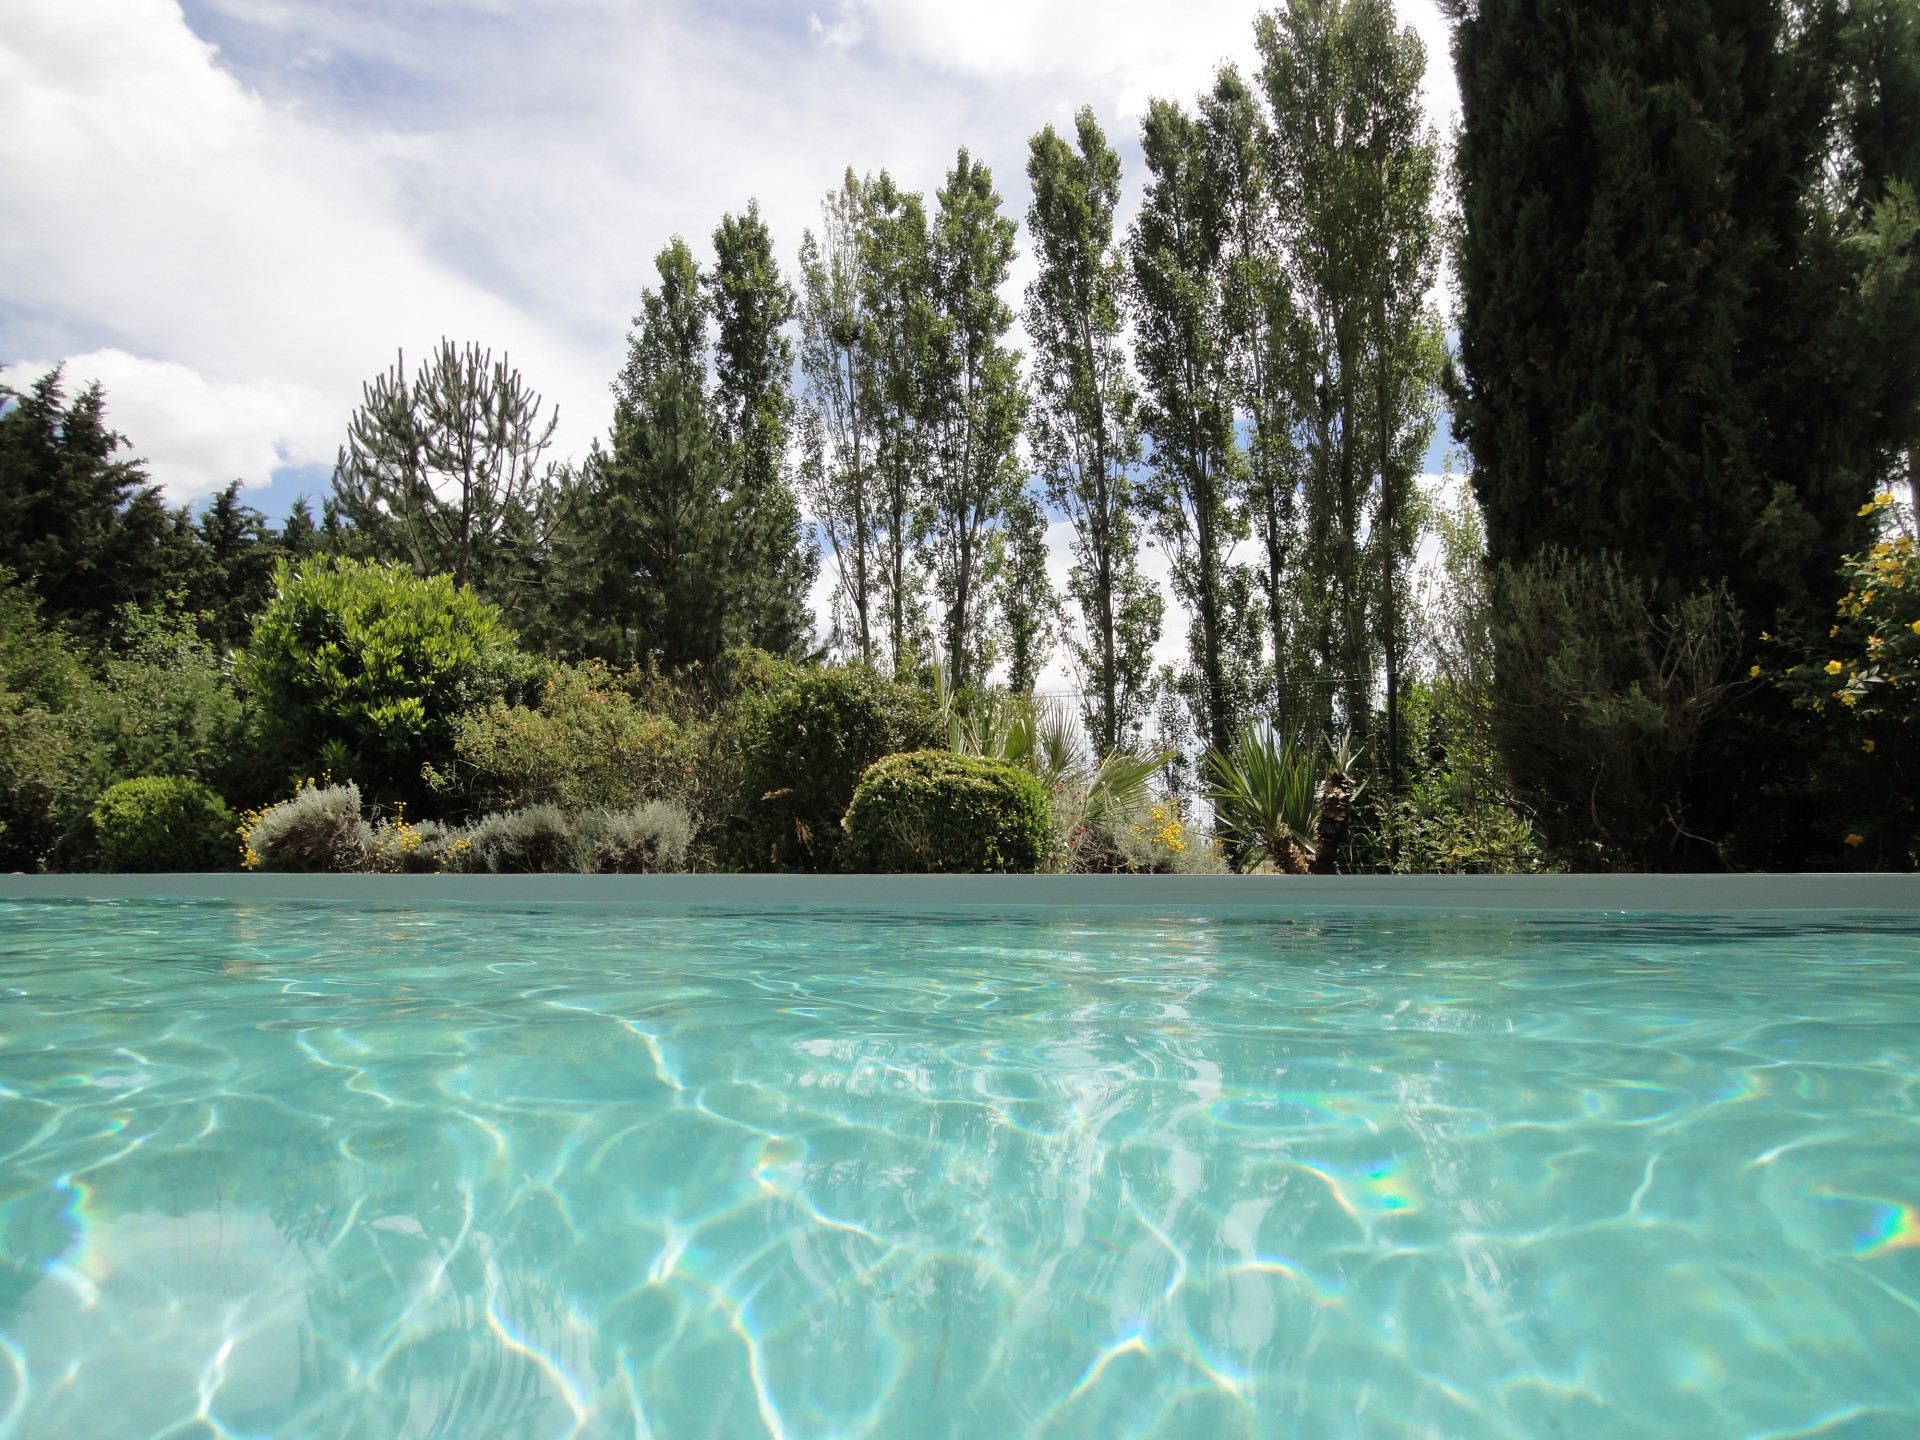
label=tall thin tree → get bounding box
[924,148,1027,693]
[1026,107,1163,754]
[1130,96,1259,761]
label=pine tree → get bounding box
[1025,107,1163,754]
[329,340,560,595]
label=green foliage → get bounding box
[89,601,246,793]
[433,661,695,814]
[1491,552,1746,869]
[730,665,941,870]
[238,557,533,805]
[1449,0,1920,638]
[241,782,374,873]
[0,367,198,635]
[841,749,1054,873]
[1026,107,1160,753]
[90,776,235,872]
[0,567,93,868]
[1768,496,1920,863]
[1205,724,1321,873]
[1130,94,1260,759]
[329,340,560,598]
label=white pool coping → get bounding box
[1,872,1916,913]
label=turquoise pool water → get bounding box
[0,900,1916,1438]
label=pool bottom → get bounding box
[0,901,1916,1438]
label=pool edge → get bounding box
[1,872,1916,913]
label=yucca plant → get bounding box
[1205,725,1321,873]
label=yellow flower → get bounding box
[1845,833,1867,847]
[1826,660,1844,675]
[1830,626,1840,638]
[1878,492,1896,506]
[1841,692,1859,707]
[1749,665,1762,678]
[1863,738,1877,753]
[1912,618,1920,634]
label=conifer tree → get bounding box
[568,238,733,668]
[997,485,1057,695]
[1025,108,1163,753]
[1447,0,1920,859]
[1448,0,1920,629]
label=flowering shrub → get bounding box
[1769,491,1920,859]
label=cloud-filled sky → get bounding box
[1,0,1458,683]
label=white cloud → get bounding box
[13,350,336,501]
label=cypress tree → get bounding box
[1449,0,1920,628]
[1448,0,1920,862]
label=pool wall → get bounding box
[1,871,1916,911]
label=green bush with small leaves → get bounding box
[728,666,941,870]
[841,750,1054,873]
[90,776,236,872]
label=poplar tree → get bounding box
[997,486,1057,695]
[1259,0,1443,764]
[708,202,816,658]
[861,172,937,676]
[1130,97,1260,761]
[924,148,1026,693]
[1025,108,1163,753]
[797,173,882,664]
[1201,68,1307,727]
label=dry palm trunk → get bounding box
[1308,767,1356,875]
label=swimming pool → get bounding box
[1,898,1916,1437]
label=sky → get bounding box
[0,0,1460,685]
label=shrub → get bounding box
[238,557,537,805]
[730,666,941,870]
[241,782,374,872]
[0,569,94,869]
[89,601,246,792]
[370,815,471,874]
[1490,551,1745,870]
[432,662,695,813]
[90,776,236,872]
[575,801,693,874]
[463,805,578,873]
[841,750,1053,873]
[1070,793,1229,875]
[1769,497,1920,863]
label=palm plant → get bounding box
[1205,724,1321,873]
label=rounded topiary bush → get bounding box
[730,666,942,871]
[841,750,1054,873]
[91,776,237,872]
